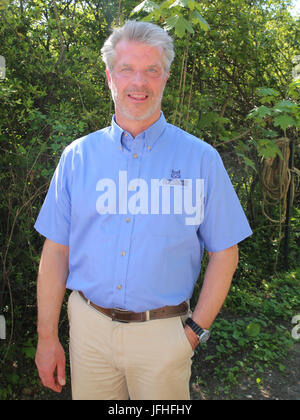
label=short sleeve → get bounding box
[199,149,252,252]
[34,149,71,246]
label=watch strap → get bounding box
[185,317,205,336]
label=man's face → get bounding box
[106,40,169,127]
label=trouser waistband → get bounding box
[79,291,188,323]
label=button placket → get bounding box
[112,137,144,308]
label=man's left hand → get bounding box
[184,325,199,350]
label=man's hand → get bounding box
[35,337,66,393]
[35,238,69,393]
[184,325,199,350]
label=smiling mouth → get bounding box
[128,93,149,101]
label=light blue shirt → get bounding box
[34,113,252,311]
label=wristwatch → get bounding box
[185,317,210,343]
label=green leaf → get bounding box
[273,115,296,131]
[175,17,187,38]
[257,106,272,118]
[177,16,194,35]
[279,363,286,372]
[165,15,194,37]
[164,15,180,31]
[158,0,175,10]
[130,0,159,15]
[246,323,261,338]
[257,87,280,104]
[273,100,298,113]
[258,128,278,138]
[256,139,283,160]
[247,105,272,120]
[257,87,279,97]
[187,0,196,10]
[22,345,36,359]
[237,153,257,171]
[190,10,210,31]
[169,0,188,8]
[288,79,300,98]
[189,0,204,12]
[232,330,240,340]
[235,139,250,153]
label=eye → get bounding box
[146,67,162,77]
[147,68,158,73]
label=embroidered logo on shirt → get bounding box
[160,178,188,187]
[171,169,181,179]
[162,168,187,187]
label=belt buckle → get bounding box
[111,308,150,323]
[111,307,129,323]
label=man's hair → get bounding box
[101,20,175,73]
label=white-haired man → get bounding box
[34,21,252,400]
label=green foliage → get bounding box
[131,0,210,37]
[0,0,299,399]
[246,84,299,156]
[195,269,300,394]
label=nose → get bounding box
[131,70,147,85]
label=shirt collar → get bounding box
[110,112,167,152]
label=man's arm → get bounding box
[185,244,239,349]
[35,238,69,393]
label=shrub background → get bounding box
[0,0,299,399]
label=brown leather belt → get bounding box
[79,291,188,323]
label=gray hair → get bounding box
[101,20,175,73]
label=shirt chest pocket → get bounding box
[136,213,196,238]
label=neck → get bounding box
[115,110,161,138]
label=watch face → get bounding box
[199,330,210,343]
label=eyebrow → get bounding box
[147,64,160,70]
[119,63,161,69]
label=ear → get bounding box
[164,71,170,84]
[105,68,112,88]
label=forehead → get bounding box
[114,40,165,67]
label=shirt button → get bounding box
[133,153,138,158]
[125,217,130,223]
[129,185,134,191]
[117,285,122,290]
[121,251,126,256]
[147,145,151,150]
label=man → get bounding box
[34,21,252,400]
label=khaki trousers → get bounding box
[68,291,194,400]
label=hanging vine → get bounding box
[261,137,293,224]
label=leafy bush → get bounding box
[193,269,300,395]
[0,0,299,400]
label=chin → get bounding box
[121,105,160,122]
